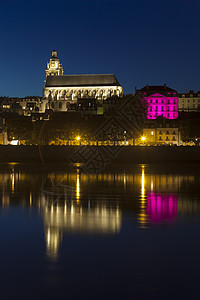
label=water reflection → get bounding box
[0,164,200,259]
[42,202,121,259]
[147,193,177,223]
[138,165,149,228]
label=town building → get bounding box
[135,84,178,119]
[178,90,200,112]
[141,118,182,145]
[19,96,43,116]
[42,50,124,112]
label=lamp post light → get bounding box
[141,136,146,146]
[76,136,81,146]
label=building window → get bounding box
[173,136,176,141]
[166,131,169,135]
[166,136,169,141]
[151,131,154,136]
[59,102,62,109]
[51,102,54,109]
[159,131,162,135]
[159,136,162,141]
[173,113,175,117]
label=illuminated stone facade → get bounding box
[42,50,123,112]
[46,50,63,77]
[142,119,181,145]
[135,85,178,119]
[178,90,200,112]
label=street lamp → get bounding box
[76,136,81,145]
[141,136,146,146]
[141,136,146,142]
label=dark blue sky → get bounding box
[1,0,200,97]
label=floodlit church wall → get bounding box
[43,86,123,102]
[42,50,124,112]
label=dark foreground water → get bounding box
[1,163,200,299]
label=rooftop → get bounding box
[137,85,176,93]
[45,74,121,88]
[135,84,177,97]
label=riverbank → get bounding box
[0,145,200,164]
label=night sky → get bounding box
[1,0,200,97]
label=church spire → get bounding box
[46,50,63,77]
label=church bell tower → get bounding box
[46,50,63,77]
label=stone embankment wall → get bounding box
[0,145,200,164]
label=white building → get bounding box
[42,50,124,112]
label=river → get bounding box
[0,163,200,299]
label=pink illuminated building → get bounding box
[135,84,178,119]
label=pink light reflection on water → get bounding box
[147,193,177,223]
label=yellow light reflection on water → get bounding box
[76,170,80,202]
[11,169,15,192]
[138,165,148,228]
[141,165,145,199]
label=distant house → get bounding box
[178,90,200,112]
[135,84,178,120]
[142,117,182,146]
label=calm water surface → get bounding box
[1,163,200,299]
